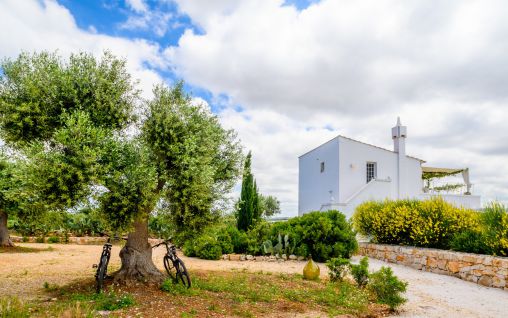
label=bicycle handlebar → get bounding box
[151,237,173,249]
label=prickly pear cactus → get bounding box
[303,257,320,280]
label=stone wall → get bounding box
[11,236,161,245]
[359,243,508,290]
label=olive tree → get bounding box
[0,51,242,282]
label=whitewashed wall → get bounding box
[338,137,399,201]
[298,137,339,215]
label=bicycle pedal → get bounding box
[92,264,98,268]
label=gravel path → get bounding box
[1,243,507,317]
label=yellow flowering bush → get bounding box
[353,197,480,249]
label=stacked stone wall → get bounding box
[359,242,508,290]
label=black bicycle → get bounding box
[93,237,113,293]
[153,238,191,288]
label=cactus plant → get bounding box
[262,240,274,255]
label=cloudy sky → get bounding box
[1,0,507,216]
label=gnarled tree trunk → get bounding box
[0,210,14,247]
[114,217,164,284]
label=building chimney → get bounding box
[392,117,407,155]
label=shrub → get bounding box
[369,267,408,311]
[350,257,369,287]
[226,225,248,254]
[216,227,234,254]
[182,240,197,257]
[353,197,479,249]
[47,236,60,244]
[326,257,351,282]
[194,235,223,260]
[270,210,357,262]
[35,236,45,243]
[245,220,271,255]
[480,202,508,256]
[450,229,489,254]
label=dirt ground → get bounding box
[1,243,508,317]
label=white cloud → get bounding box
[170,0,508,214]
[0,0,167,98]
[125,0,148,13]
[119,0,173,37]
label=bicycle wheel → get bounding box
[95,254,109,293]
[163,255,176,280]
[175,259,191,288]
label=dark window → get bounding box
[320,162,325,173]
[366,162,376,183]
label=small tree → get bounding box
[259,195,281,218]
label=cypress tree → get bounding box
[237,151,260,231]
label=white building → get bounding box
[298,118,481,218]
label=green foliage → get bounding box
[270,210,358,262]
[47,236,59,244]
[326,258,351,282]
[237,152,260,231]
[149,213,174,239]
[480,202,508,256]
[63,208,107,237]
[0,51,136,145]
[259,195,281,218]
[182,240,197,257]
[190,234,223,260]
[245,220,271,255]
[350,257,369,288]
[143,83,242,239]
[161,279,198,296]
[450,229,489,254]
[69,291,135,311]
[353,198,479,249]
[226,225,248,254]
[368,267,408,311]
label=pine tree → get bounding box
[237,151,260,231]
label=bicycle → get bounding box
[93,236,126,293]
[152,238,191,288]
[93,237,113,293]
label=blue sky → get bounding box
[1,0,508,215]
[57,0,318,111]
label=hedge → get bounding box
[353,197,479,249]
[353,197,508,256]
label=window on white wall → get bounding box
[366,162,377,183]
[320,162,325,173]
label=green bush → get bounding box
[326,257,351,282]
[350,257,369,288]
[480,202,508,256]
[182,240,197,257]
[35,236,45,243]
[245,220,271,255]
[47,236,60,244]
[226,225,248,254]
[353,197,479,249]
[369,267,408,311]
[194,235,223,260]
[450,229,489,254]
[270,210,357,262]
[216,227,234,254]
